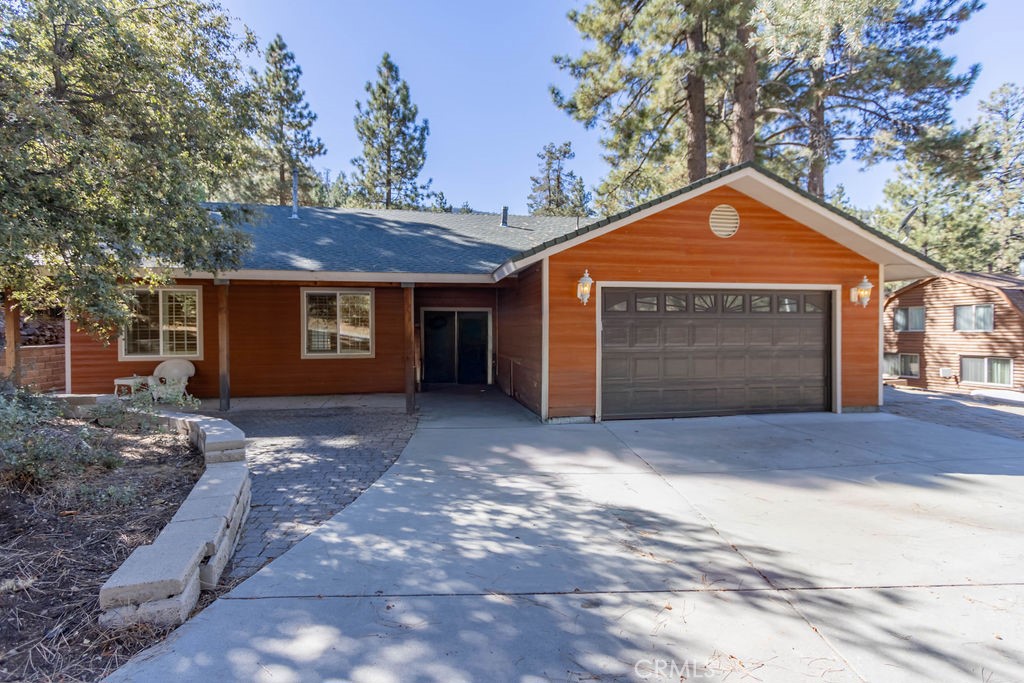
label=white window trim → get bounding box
[954,303,994,332]
[959,356,1013,387]
[893,306,925,332]
[300,287,376,359]
[118,286,204,361]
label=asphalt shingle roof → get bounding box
[229,205,582,275]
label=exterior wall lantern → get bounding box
[577,270,594,306]
[849,276,874,307]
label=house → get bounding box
[66,164,938,421]
[883,272,1024,392]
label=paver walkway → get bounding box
[215,407,416,580]
[883,384,1024,440]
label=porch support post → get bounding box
[3,290,20,386]
[402,283,416,415]
[215,279,230,411]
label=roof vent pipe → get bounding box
[500,206,509,228]
[290,167,299,220]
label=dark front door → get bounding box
[422,310,489,384]
[601,288,831,419]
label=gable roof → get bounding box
[198,164,938,283]
[220,205,580,280]
[886,272,1024,316]
[495,163,941,282]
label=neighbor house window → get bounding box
[884,352,919,378]
[893,306,925,332]
[954,304,993,331]
[960,356,1012,386]
[121,288,201,359]
[302,289,374,358]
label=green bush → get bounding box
[0,378,118,490]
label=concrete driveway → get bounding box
[108,392,1024,682]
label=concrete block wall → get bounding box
[98,411,251,629]
[0,344,65,391]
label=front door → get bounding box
[422,310,490,384]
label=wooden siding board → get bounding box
[884,277,1024,391]
[495,264,543,414]
[547,186,881,418]
[69,280,406,397]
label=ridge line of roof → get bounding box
[503,162,944,272]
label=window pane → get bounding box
[339,293,371,352]
[989,358,1012,385]
[125,291,160,356]
[604,292,629,312]
[693,294,716,312]
[961,357,985,383]
[750,295,771,313]
[954,305,974,330]
[778,296,798,313]
[635,294,658,312]
[723,294,745,313]
[884,353,900,376]
[908,307,925,330]
[894,308,908,331]
[976,304,993,331]
[161,291,198,356]
[306,293,338,353]
[804,294,825,313]
[900,354,919,378]
[664,294,687,312]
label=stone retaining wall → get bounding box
[0,344,65,391]
[97,409,251,628]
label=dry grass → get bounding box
[0,425,202,683]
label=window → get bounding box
[664,294,687,312]
[893,306,925,331]
[302,289,374,358]
[693,294,716,312]
[884,352,919,378]
[778,296,799,313]
[635,294,659,312]
[121,288,201,359]
[960,356,1012,386]
[723,294,745,313]
[750,295,772,313]
[954,304,993,331]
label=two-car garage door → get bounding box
[601,288,831,419]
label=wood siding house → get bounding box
[66,164,937,420]
[883,273,1024,392]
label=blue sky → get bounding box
[219,0,1021,214]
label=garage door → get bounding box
[601,288,830,419]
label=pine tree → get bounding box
[350,53,430,209]
[872,85,1024,273]
[554,0,978,202]
[527,142,593,217]
[251,35,326,206]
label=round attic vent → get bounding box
[709,204,740,238]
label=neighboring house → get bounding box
[883,272,1024,392]
[66,164,937,421]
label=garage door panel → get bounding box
[693,326,718,345]
[602,288,830,419]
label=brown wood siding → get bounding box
[70,280,220,396]
[884,278,1024,391]
[547,186,881,418]
[495,264,542,414]
[70,279,406,397]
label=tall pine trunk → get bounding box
[730,26,757,165]
[807,67,828,198]
[685,24,708,183]
[278,163,287,206]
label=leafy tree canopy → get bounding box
[527,142,594,217]
[0,0,258,334]
[350,53,430,209]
